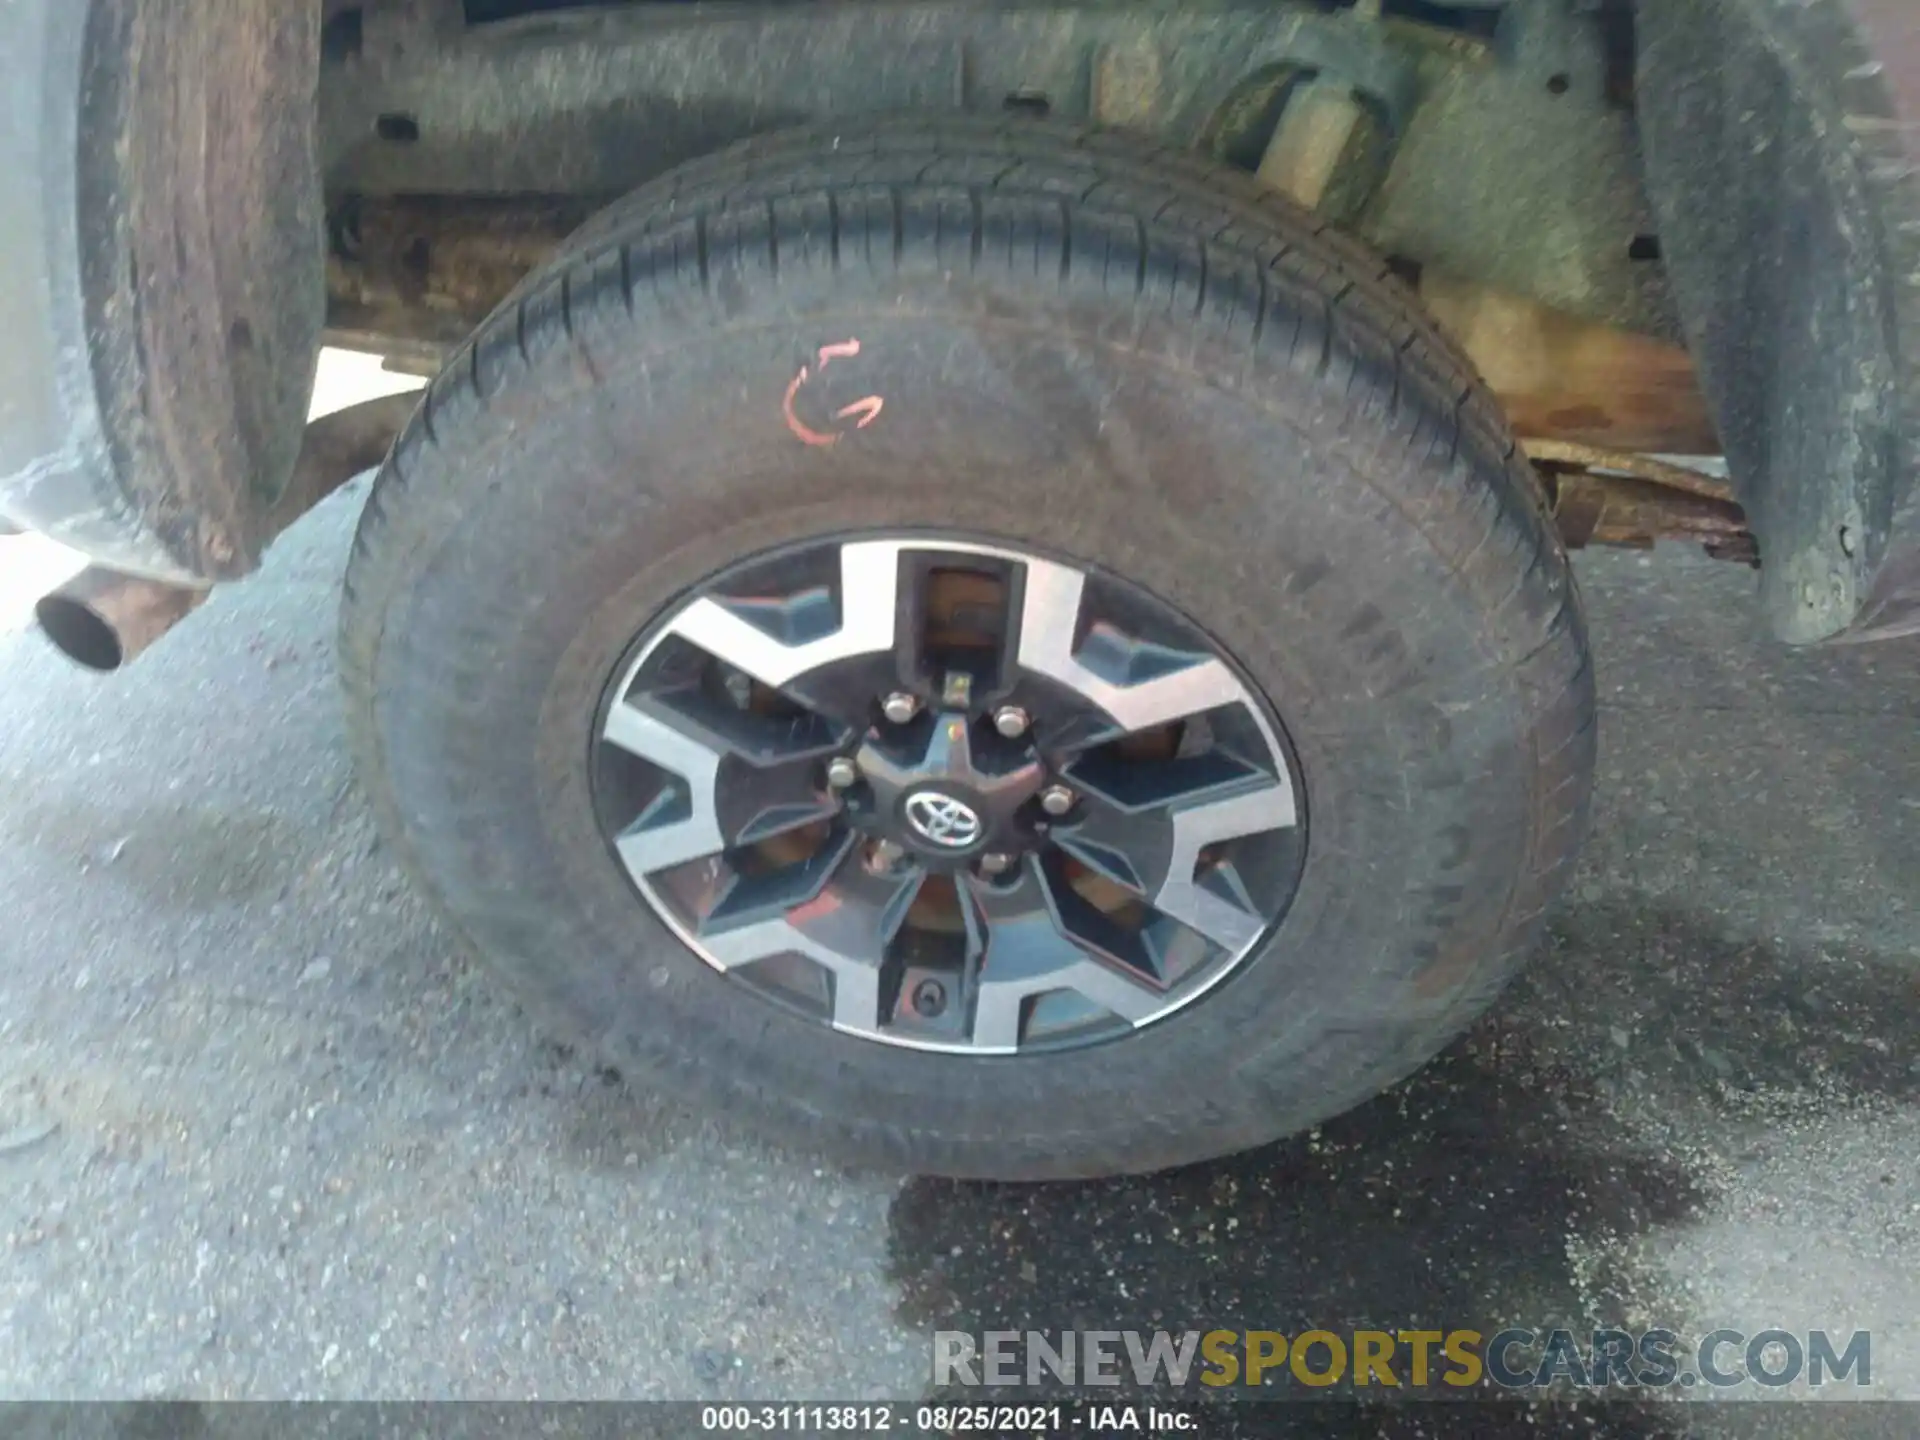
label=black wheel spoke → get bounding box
[699,826,860,934]
[775,552,936,729]
[700,839,927,1033]
[601,686,849,874]
[1044,746,1252,895]
[597,534,1305,1053]
[960,862,1159,1049]
[718,754,843,847]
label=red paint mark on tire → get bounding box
[782,364,839,447]
[834,396,884,429]
[783,338,884,446]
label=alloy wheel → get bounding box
[592,536,1307,1054]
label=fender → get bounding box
[0,0,324,583]
[1637,0,1920,642]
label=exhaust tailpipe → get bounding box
[31,391,419,674]
[35,570,210,672]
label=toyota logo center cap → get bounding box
[903,790,984,849]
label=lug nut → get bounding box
[992,705,1030,739]
[825,757,859,790]
[723,670,755,709]
[978,852,1015,876]
[1039,784,1075,817]
[865,838,906,873]
[912,978,948,1017]
[881,692,920,724]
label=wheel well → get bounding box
[321,0,1663,334]
[1636,0,1917,642]
[308,0,1913,638]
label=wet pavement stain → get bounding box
[890,1066,1697,1434]
[888,900,1920,1437]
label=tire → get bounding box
[340,117,1595,1180]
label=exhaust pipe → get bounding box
[32,391,419,673]
[35,570,210,672]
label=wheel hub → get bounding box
[852,709,1046,864]
[591,534,1307,1055]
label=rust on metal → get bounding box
[1529,440,1757,566]
[325,196,1725,463]
[327,194,599,351]
[35,569,211,673]
[37,392,419,673]
[1418,274,1720,456]
[256,392,420,550]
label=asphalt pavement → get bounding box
[1,380,1917,1432]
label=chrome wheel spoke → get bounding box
[1155,782,1298,951]
[661,540,901,689]
[602,693,847,876]
[602,703,728,874]
[1016,558,1245,737]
